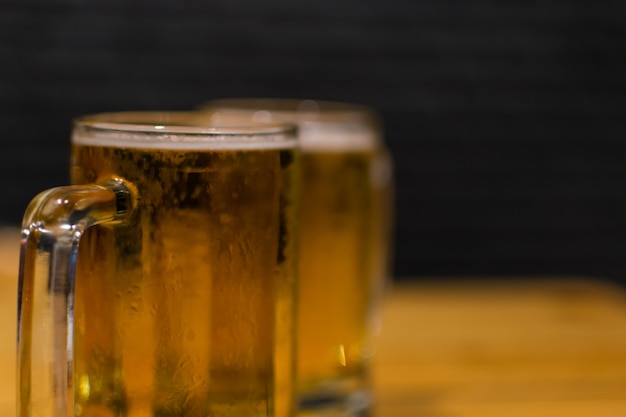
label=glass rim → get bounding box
[73,111,298,137]
[72,111,298,150]
[200,98,380,125]
[200,99,383,151]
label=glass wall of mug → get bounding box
[201,99,395,416]
[18,112,300,417]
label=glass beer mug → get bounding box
[201,99,394,417]
[17,112,300,417]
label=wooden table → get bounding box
[0,228,18,416]
[2,227,626,416]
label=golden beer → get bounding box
[297,150,379,392]
[18,114,299,417]
[296,142,392,410]
[202,100,394,414]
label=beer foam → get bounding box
[299,126,380,152]
[72,131,298,150]
[207,109,382,152]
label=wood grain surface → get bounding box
[0,228,18,416]
[2,227,626,416]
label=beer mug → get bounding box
[202,100,394,416]
[17,112,300,417]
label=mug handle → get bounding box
[17,178,133,417]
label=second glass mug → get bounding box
[202,99,395,417]
[18,113,300,417]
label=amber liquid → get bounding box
[67,142,299,417]
[297,149,390,405]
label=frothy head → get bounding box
[72,111,298,150]
[201,99,383,152]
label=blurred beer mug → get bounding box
[18,112,300,417]
[201,99,394,416]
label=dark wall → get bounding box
[2,1,626,279]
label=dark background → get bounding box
[2,1,626,280]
